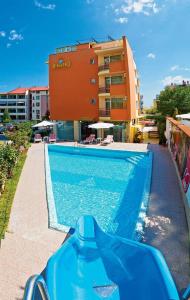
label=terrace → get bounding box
[0,142,189,299]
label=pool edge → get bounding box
[44,144,70,233]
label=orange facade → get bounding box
[49,36,140,123]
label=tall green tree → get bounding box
[2,109,11,123]
[157,85,190,116]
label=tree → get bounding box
[2,109,11,123]
[157,85,190,117]
[155,85,190,144]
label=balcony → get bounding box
[98,64,109,72]
[99,109,111,117]
[98,86,110,95]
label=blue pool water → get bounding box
[46,145,152,239]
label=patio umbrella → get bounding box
[88,122,114,129]
[32,120,54,128]
[88,122,114,139]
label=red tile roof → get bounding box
[29,86,49,91]
[8,88,29,94]
[7,86,49,94]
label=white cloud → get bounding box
[0,31,6,37]
[6,43,11,48]
[115,0,160,16]
[170,65,190,72]
[170,65,179,71]
[34,0,56,10]
[147,52,156,59]
[162,75,190,86]
[9,30,23,41]
[86,0,94,4]
[115,17,128,23]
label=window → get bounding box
[90,58,95,64]
[18,115,25,120]
[36,96,40,100]
[8,108,16,113]
[17,108,25,113]
[105,77,111,86]
[110,55,121,62]
[0,101,7,106]
[32,110,35,113]
[18,95,25,99]
[111,75,124,85]
[36,91,40,94]
[56,46,76,53]
[17,101,25,106]
[8,95,16,99]
[104,56,110,65]
[7,101,16,106]
[33,103,35,107]
[36,102,40,107]
[90,78,96,84]
[111,98,125,109]
[90,99,96,105]
[104,55,122,64]
[36,109,40,114]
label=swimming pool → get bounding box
[45,145,152,240]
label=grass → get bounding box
[0,152,27,241]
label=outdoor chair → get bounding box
[82,134,96,144]
[34,134,42,143]
[49,133,56,143]
[101,135,114,145]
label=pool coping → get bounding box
[44,144,153,239]
[45,145,70,233]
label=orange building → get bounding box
[49,36,140,142]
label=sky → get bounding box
[0,0,190,107]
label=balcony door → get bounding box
[105,98,111,111]
[105,77,111,87]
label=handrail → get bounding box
[23,274,50,300]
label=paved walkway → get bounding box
[144,145,189,296]
[0,143,189,299]
[0,144,65,299]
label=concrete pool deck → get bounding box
[0,142,189,299]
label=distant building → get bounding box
[167,80,190,88]
[30,87,49,120]
[0,86,49,122]
[48,36,140,142]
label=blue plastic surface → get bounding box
[25,215,180,300]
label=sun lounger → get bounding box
[101,135,114,145]
[34,134,42,143]
[82,134,96,144]
[49,133,56,143]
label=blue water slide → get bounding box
[23,215,185,300]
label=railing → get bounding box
[98,64,109,72]
[99,87,110,94]
[23,275,50,300]
[99,109,111,117]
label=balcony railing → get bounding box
[98,64,109,72]
[99,86,110,94]
[99,109,111,117]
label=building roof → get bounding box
[8,88,29,94]
[29,86,49,91]
[3,86,49,95]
